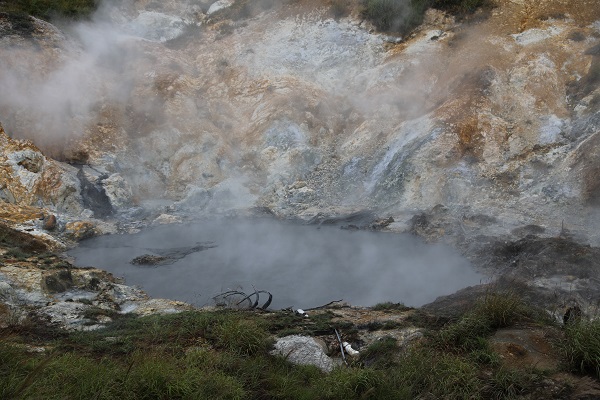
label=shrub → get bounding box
[482,367,544,399]
[319,367,383,399]
[432,0,488,13]
[362,0,490,35]
[5,247,29,260]
[433,313,493,352]
[362,0,429,34]
[433,291,534,354]
[330,0,350,19]
[372,301,411,311]
[0,0,97,21]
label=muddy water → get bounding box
[68,218,483,309]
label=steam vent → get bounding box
[2,1,600,397]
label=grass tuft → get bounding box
[372,301,411,312]
[214,318,272,356]
[474,291,531,329]
[559,319,600,378]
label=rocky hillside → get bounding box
[0,0,599,311]
[1,0,599,237]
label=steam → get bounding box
[0,0,499,208]
[0,1,192,154]
[70,218,483,308]
[0,1,453,149]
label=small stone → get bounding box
[42,214,57,231]
[154,214,183,225]
[130,254,169,266]
[64,221,96,241]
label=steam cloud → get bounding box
[70,218,483,308]
[0,3,129,152]
[0,0,468,159]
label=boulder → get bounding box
[271,335,335,372]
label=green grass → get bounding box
[0,0,97,21]
[559,319,600,379]
[4,247,29,260]
[372,301,411,311]
[432,291,533,353]
[359,336,400,368]
[0,289,570,399]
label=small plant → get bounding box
[360,336,399,368]
[5,247,29,260]
[362,0,429,35]
[218,22,234,37]
[362,0,490,35]
[474,291,530,329]
[372,301,410,311]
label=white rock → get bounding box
[102,173,133,209]
[271,335,334,372]
[207,0,234,15]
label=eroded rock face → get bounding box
[0,0,596,246]
[0,125,125,248]
[0,125,83,214]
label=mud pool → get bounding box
[68,218,484,309]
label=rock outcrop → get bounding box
[0,223,192,331]
[0,125,82,214]
[1,0,598,246]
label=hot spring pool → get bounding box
[68,217,483,309]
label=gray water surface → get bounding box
[68,218,483,309]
